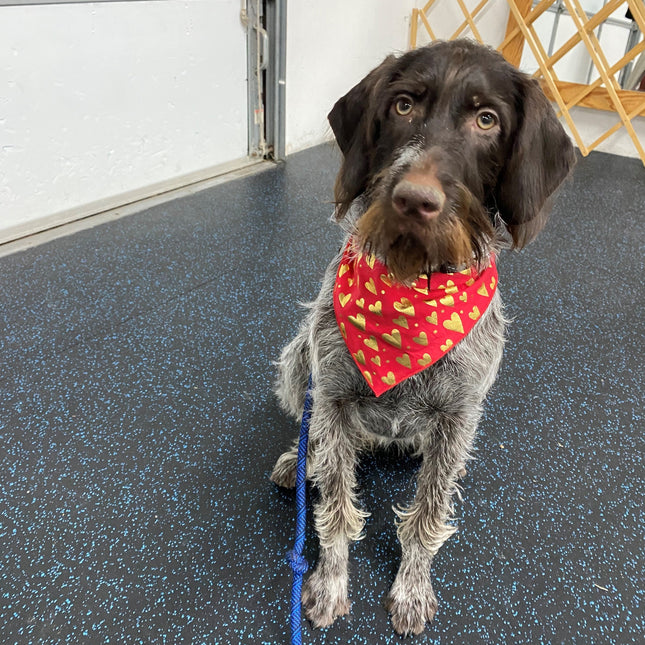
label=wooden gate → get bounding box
[410,0,645,164]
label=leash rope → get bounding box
[286,375,313,645]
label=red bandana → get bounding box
[334,241,498,396]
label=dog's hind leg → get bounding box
[271,320,314,488]
[270,438,300,489]
[301,399,369,628]
[385,409,479,635]
[270,436,318,489]
[274,319,312,420]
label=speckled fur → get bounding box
[271,220,506,635]
[271,40,575,636]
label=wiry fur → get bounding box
[271,40,575,636]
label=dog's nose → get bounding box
[392,181,445,220]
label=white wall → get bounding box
[285,0,416,154]
[2,1,642,244]
[284,0,644,161]
[283,0,511,153]
[0,1,248,242]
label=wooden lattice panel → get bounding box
[410,0,645,164]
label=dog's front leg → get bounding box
[386,412,478,635]
[301,399,368,628]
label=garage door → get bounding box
[0,0,262,243]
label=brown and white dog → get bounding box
[271,40,575,635]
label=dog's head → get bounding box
[329,40,576,282]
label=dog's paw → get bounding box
[302,570,351,628]
[270,451,297,488]
[385,578,437,636]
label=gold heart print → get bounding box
[396,354,412,369]
[418,353,432,367]
[365,278,378,295]
[353,350,366,365]
[393,298,415,316]
[443,312,464,334]
[441,280,458,296]
[393,316,409,329]
[349,313,366,330]
[333,239,499,395]
[364,336,379,351]
[368,301,383,315]
[382,329,402,348]
[413,331,428,346]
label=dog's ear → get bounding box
[328,56,396,219]
[495,76,576,248]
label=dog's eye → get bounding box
[476,111,498,130]
[394,96,414,116]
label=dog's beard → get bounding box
[355,184,494,284]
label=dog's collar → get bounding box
[334,240,498,396]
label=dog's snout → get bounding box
[392,180,445,220]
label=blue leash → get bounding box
[286,375,313,645]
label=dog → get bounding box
[271,39,575,636]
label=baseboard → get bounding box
[0,157,272,257]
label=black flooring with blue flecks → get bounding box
[0,144,643,645]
